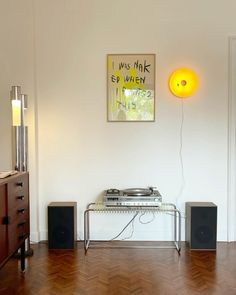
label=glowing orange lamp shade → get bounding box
[169,68,198,98]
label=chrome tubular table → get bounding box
[84,203,181,254]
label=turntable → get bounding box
[103,187,162,207]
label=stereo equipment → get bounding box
[103,187,162,207]
[185,202,217,250]
[48,202,77,249]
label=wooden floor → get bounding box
[0,242,236,295]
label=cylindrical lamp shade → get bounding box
[169,68,198,98]
[12,100,21,126]
[11,86,21,101]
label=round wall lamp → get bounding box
[168,67,198,98]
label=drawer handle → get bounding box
[17,196,25,200]
[18,208,25,214]
[18,233,27,240]
[18,220,26,227]
[16,182,23,187]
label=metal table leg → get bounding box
[178,209,181,252]
[174,209,181,253]
[84,209,90,253]
[164,203,180,253]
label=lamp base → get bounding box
[14,248,34,258]
[14,238,34,258]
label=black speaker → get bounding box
[185,202,217,250]
[48,202,77,249]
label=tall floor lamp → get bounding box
[11,86,28,171]
[11,86,33,256]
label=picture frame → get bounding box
[107,54,155,122]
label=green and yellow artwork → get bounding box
[107,54,155,122]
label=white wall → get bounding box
[1,0,236,242]
[228,37,236,242]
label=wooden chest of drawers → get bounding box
[0,172,29,271]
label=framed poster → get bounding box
[107,54,155,122]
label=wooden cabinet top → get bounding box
[0,172,29,186]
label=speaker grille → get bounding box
[48,202,77,249]
[194,225,213,244]
[52,225,71,244]
[186,202,217,250]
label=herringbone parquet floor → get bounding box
[0,242,236,295]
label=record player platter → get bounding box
[123,188,153,196]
